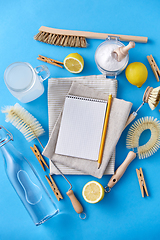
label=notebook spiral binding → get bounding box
[66,95,107,103]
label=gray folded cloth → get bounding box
[47,75,117,175]
[43,82,132,179]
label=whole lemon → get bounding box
[125,62,148,87]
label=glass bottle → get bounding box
[0,126,59,226]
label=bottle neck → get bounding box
[0,141,20,169]
[0,126,13,147]
[1,140,13,153]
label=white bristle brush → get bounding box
[126,116,160,159]
[2,103,45,148]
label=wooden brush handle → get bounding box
[108,151,137,188]
[66,190,83,214]
[39,26,148,43]
[124,112,137,129]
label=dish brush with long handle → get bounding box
[2,103,85,219]
[107,116,160,190]
[34,26,148,48]
[125,86,160,128]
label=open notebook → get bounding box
[47,75,118,175]
[43,82,132,178]
[55,95,108,161]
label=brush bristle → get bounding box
[2,103,45,142]
[126,116,160,159]
[34,31,87,48]
[148,86,160,110]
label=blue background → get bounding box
[0,0,160,239]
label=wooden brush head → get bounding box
[142,86,160,110]
[34,30,87,48]
[143,86,153,103]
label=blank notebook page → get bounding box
[55,95,107,161]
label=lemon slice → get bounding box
[64,53,84,73]
[82,181,105,204]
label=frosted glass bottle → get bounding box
[0,126,59,225]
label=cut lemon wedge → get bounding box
[82,181,105,204]
[63,53,84,73]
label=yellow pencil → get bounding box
[98,94,112,169]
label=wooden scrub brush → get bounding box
[125,86,160,128]
[107,116,160,189]
[34,26,148,48]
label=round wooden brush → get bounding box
[125,86,160,128]
[126,116,160,159]
[145,86,160,110]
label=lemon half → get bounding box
[64,53,84,73]
[82,181,105,204]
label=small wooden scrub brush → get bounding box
[34,26,148,48]
[125,86,160,128]
[2,103,85,218]
[107,116,160,189]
